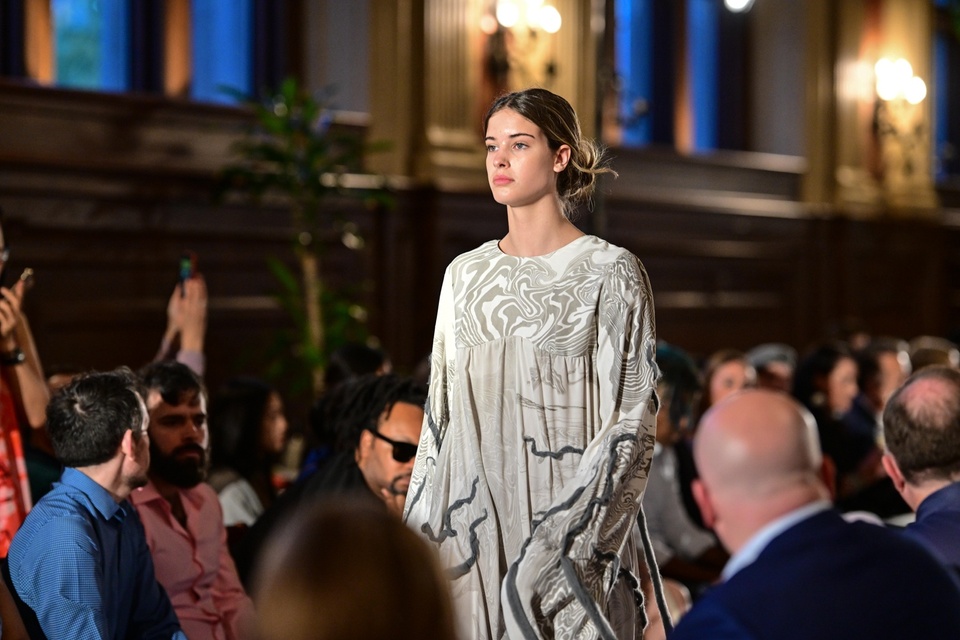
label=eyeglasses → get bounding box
[367,429,418,463]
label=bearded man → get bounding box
[132,361,254,640]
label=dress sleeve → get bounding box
[403,266,456,522]
[502,253,659,640]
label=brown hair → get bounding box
[883,365,960,484]
[251,499,458,640]
[484,88,615,216]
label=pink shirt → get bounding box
[131,481,254,640]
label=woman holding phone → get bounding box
[0,212,50,555]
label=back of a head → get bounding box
[483,87,614,215]
[208,377,274,472]
[655,342,702,429]
[324,343,389,391]
[251,499,457,640]
[909,336,960,372]
[695,389,823,501]
[883,366,960,484]
[47,368,144,468]
[139,360,204,406]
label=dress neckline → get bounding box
[494,234,594,260]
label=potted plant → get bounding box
[218,78,388,395]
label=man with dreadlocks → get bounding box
[233,373,427,586]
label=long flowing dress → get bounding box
[404,235,660,640]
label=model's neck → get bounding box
[501,208,583,258]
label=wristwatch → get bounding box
[0,347,25,366]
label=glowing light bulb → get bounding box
[905,76,927,105]
[724,0,755,12]
[538,5,562,34]
[496,0,520,28]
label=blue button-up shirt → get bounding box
[8,468,186,640]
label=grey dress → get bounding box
[404,235,661,639]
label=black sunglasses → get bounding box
[368,429,418,463]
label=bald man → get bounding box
[671,389,960,640]
[883,365,960,574]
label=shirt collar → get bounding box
[60,467,127,522]
[722,500,832,581]
[917,481,960,519]
[129,479,165,506]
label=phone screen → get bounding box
[179,252,197,295]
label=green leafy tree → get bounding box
[219,78,388,395]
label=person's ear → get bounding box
[882,452,906,493]
[692,479,716,529]
[554,144,571,173]
[120,429,136,460]
[355,430,374,465]
[820,454,838,501]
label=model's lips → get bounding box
[492,175,512,186]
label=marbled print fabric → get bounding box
[405,235,660,640]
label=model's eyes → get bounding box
[486,144,497,152]
[513,142,528,150]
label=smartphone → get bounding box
[19,268,34,291]
[0,268,33,291]
[178,252,197,296]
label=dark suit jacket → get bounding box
[904,480,960,576]
[670,509,960,639]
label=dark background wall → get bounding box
[2,83,959,420]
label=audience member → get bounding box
[909,335,960,372]
[644,343,727,594]
[132,361,254,640]
[156,272,208,376]
[250,499,457,640]
[745,342,797,394]
[792,342,870,499]
[323,342,391,391]
[234,373,426,585]
[0,213,50,554]
[299,342,392,479]
[834,339,911,517]
[671,389,960,639]
[697,349,756,419]
[883,365,960,574]
[8,369,185,639]
[207,377,289,527]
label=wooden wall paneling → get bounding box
[603,199,811,358]
[838,218,947,341]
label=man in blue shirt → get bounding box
[8,368,186,639]
[883,365,960,574]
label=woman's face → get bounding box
[708,360,755,406]
[261,392,289,455]
[826,357,859,416]
[484,108,569,210]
